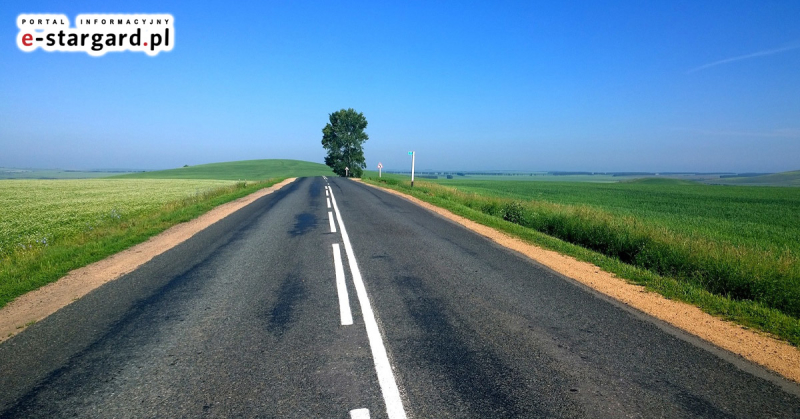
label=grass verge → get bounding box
[362,176,800,347]
[0,179,283,309]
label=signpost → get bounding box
[408,151,415,187]
[377,162,383,178]
[345,166,349,177]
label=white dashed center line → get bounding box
[350,408,370,418]
[328,211,337,233]
[332,243,354,326]
[329,186,408,419]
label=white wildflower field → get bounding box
[0,179,236,256]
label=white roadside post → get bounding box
[378,162,383,178]
[345,166,349,177]
[408,151,415,187]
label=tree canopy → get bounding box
[321,108,369,177]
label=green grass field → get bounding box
[373,169,800,186]
[711,170,800,187]
[0,168,135,179]
[363,175,800,346]
[116,159,333,180]
[0,179,237,257]
[426,177,800,253]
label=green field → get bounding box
[711,170,800,187]
[445,174,622,183]
[116,159,333,180]
[0,168,134,179]
[426,177,800,253]
[0,179,236,257]
[375,170,800,186]
[363,175,800,345]
[0,158,330,310]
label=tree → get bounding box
[321,108,369,177]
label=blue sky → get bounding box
[1,1,799,172]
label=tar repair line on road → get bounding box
[329,182,409,419]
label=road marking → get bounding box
[327,197,331,208]
[350,408,370,419]
[329,188,408,419]
[326,188,329,197]
[332,244,353,326]
[328,211,337,233]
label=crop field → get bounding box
[0,178,280,309]
[370,169,800,186]
[427,178,800,253]
[711,170,800,187]
[364,175,800,345]
[0,179,236,257]
[117,159,333,180]
[0,168,135,179]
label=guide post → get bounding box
[409,151,415,187]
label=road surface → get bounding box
[1,177,798,418]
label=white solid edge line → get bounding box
[328,211,337,233]
[329,188,408,419]
[332,244,354,326]
[327,197,331,208]
[350,408,370,419]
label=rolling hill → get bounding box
[116,159,333,180]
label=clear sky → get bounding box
[2,1,799,172]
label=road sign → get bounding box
[408,151,413,155]
[377,162,383,169]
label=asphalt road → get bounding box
[1,177,799,418]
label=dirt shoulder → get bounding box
[355,179,800,384]
[0,178,297,343]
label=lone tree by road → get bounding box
[321,108,368,177]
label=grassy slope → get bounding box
[116,159,333,180]
[361,176,800,346]
[712,170,800,186]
